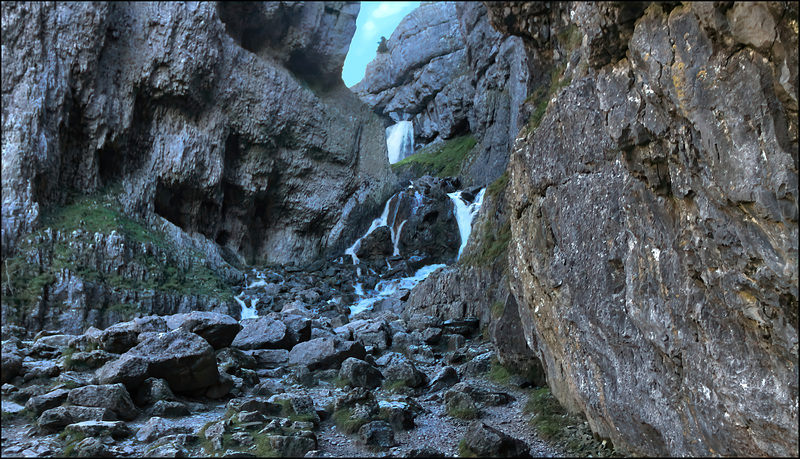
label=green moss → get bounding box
[556,24,583,54]
[521,62,572,137]
[391,134,477,179]
[486,172,509,198]
[332,408,366,434]
[60,431,87,457]
[254,434,280,457]
[458,438,476,458]
[460,219,511,267]
[1,187,234,326]
[490,301,505,319]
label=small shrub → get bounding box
[447,405,478,420]
[382,379,409,393]
[458,438,476,458]
[487,357,512,384]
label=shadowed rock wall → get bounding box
[489,2,797,456]
[1,1,394,267]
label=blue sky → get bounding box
[342,1,421,88]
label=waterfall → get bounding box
[447,188,486,259]
[235,292,259,320]
[386,121,414,164]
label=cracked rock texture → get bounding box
[485,2,797,456]
[1,1,394,267]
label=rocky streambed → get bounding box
[0,245,614,458]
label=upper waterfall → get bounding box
[448,188,486,260]
[386,121,414,164]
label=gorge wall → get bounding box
[363,1,798,457]
[497,2,797,456]
[1,1,395,332]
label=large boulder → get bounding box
[231,317,293,350]
[338,357,383,389]
[97,328,219,394]
[166,312,242,350]
[1,342,23,384]
[24,388,71,416]
[461,421,531,457]
[37,406,117,433]
[66,383,139,421]
[288,336,366,371]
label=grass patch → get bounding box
[60,431,87,457]
[447,405,478,420]
[460,219,511,267]
[486,172,509,198]
[490,301,504,319]
[254,434,280,457]
[332,408,366,434]
[458,438,476,458]
[525,387,569,441]
[487,357,512,384]
[521,63,572,137]
[382,379,409,393]
[391,134,477,179]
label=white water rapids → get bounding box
[448,188,486,259]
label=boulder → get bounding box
[358,420,397,449]
[136,416,191,443]
[63,420,132,439]
[242,349,289,368]
[64,349,116,371]
[37,406,117,433]
[288,337,366,371]
[21,358,60,381]
[461,421,531,457]
[67,383,139,421]
[1,344,23,384]
[98,323,139,354]
[167,312,242,350]
[31,334,76,358]
[98,328,219,394]
[24,388,70,416]
[338,357,383,389]
[428,366,460,392]
[231,317,293,350]
[149,400,191,418]
[267,435,317,458]
[444,390,478,419]
[216,347,258,374]
[382,357,428,388]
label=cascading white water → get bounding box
[386,121,414,164]
[235,292,259,320]
[447,188,486,259]
[349,263,446,316]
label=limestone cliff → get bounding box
[492,2,797,456]
[1,2,395,332]
[353,2,529,187]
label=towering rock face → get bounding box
[489,2,797,456]
[353,2,529,187]
[1,1,394,267]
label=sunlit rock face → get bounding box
[487,2,798,456]
[1,1,394,267]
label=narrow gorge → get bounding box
[1,2,797,458]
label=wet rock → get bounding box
[97,354,150,390]
[38,406,117,433]
[98,323,140,354]
[461,421,531,457]
[63,420,132,439]
[136,416,191,443]
[167,312,242,350]
[232,317,293,350]
[338,357,383,389]
[358,420,397,449]
[67,437,110,457]
[288,337,366,371]
[67,383,139,421]
[24,388,70,416]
